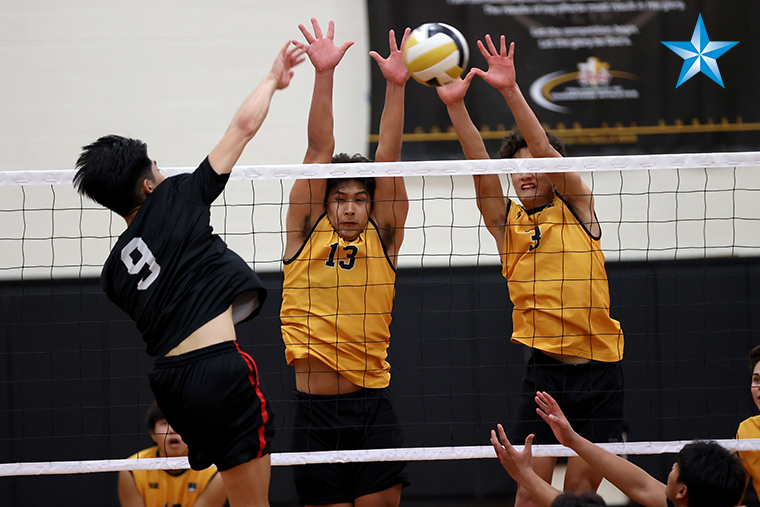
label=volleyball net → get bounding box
[2,152,760,492]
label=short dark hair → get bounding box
[74,135,154,217]
[326,153,376,202]
[145,402,165,432]
[550,492,606,507]
[332,152,371,164]
[498,129,566,159]
[749,345,760,373]
[676,440,744,507]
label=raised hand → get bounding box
[467,34,516,93]
[490,423,535,482]
[369,28,411,86]
[535,391,579,447]
[435,73,475,107]
[270,41,305,90]
[292,18,354,74]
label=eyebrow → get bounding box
[334,190,368,197]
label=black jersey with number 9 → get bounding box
[101,158,267,357]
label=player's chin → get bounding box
[338,227,360,240]
[165,446,188,458]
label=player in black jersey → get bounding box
[74,43,303,507]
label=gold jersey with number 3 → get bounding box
[281,214,396,388]
[503,195,624,362]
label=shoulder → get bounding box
[132,446,158,459]
[738,415,760,436]
[284,213,329,264]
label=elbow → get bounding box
[234,114,263,139]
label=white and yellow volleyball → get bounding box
[403,22,469,87]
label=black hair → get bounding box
[498,129,566,159]
[749,344,760,373]
[550,492,607,507]
[325,152,376,202]
[676,440,744,507]
[145,402,165,432]
[74,135,154,217]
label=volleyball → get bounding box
[403,22,469,87]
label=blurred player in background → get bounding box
[119,403,226,507]
[735,344,760,502]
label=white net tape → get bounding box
[3,439,760,477]
[2,151,759,186]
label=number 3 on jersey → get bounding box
[325,242,358,270]
[121,237,161,290]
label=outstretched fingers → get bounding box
[400,26,411,51]
[298,24,315,44]
[338,40,355,55]
[535,391,560,416]
[477,39,491,60]
[388,28,398,51]
[490,423,510,454]
[285,42,305,64]
[485,34,498,56]
[312,18,325,39]
[323,19,333,40]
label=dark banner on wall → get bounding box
[366,0,760,158]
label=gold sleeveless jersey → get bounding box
[737,415,760,496]
[502,195,623,362]
[281,214,396,388]
[127,446,217,507]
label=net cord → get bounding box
[3,439,760,477]
[2,152,759,186]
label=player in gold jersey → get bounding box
[436,35,624,507]
[282,19,410,507]
[736,345,760,503]
[118,403,226,507]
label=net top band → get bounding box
[3,151,760,186]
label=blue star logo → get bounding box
[661,14,739,88]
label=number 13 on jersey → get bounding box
[325,242,358,270]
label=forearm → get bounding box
[375,81,405,162]
[305,69,336,163]
[500,84,558,158]
[569,436,665,506]
[208,73,279,174]
[446,101,490,160]
[230,73,280,143]
[518,469,562,507]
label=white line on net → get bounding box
[3,439,760,476]
[2,152,759,186]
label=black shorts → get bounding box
[148,341,274,471]
[291,387,410,505]
[510,349,624,446]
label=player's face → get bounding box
[510,148,555,209]
[326,181,371,241]
[664,461,687,503]
[150,419,188,458]
[149,160,165,187]
[751,362,760,411]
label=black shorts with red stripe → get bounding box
[149,341,274,471]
